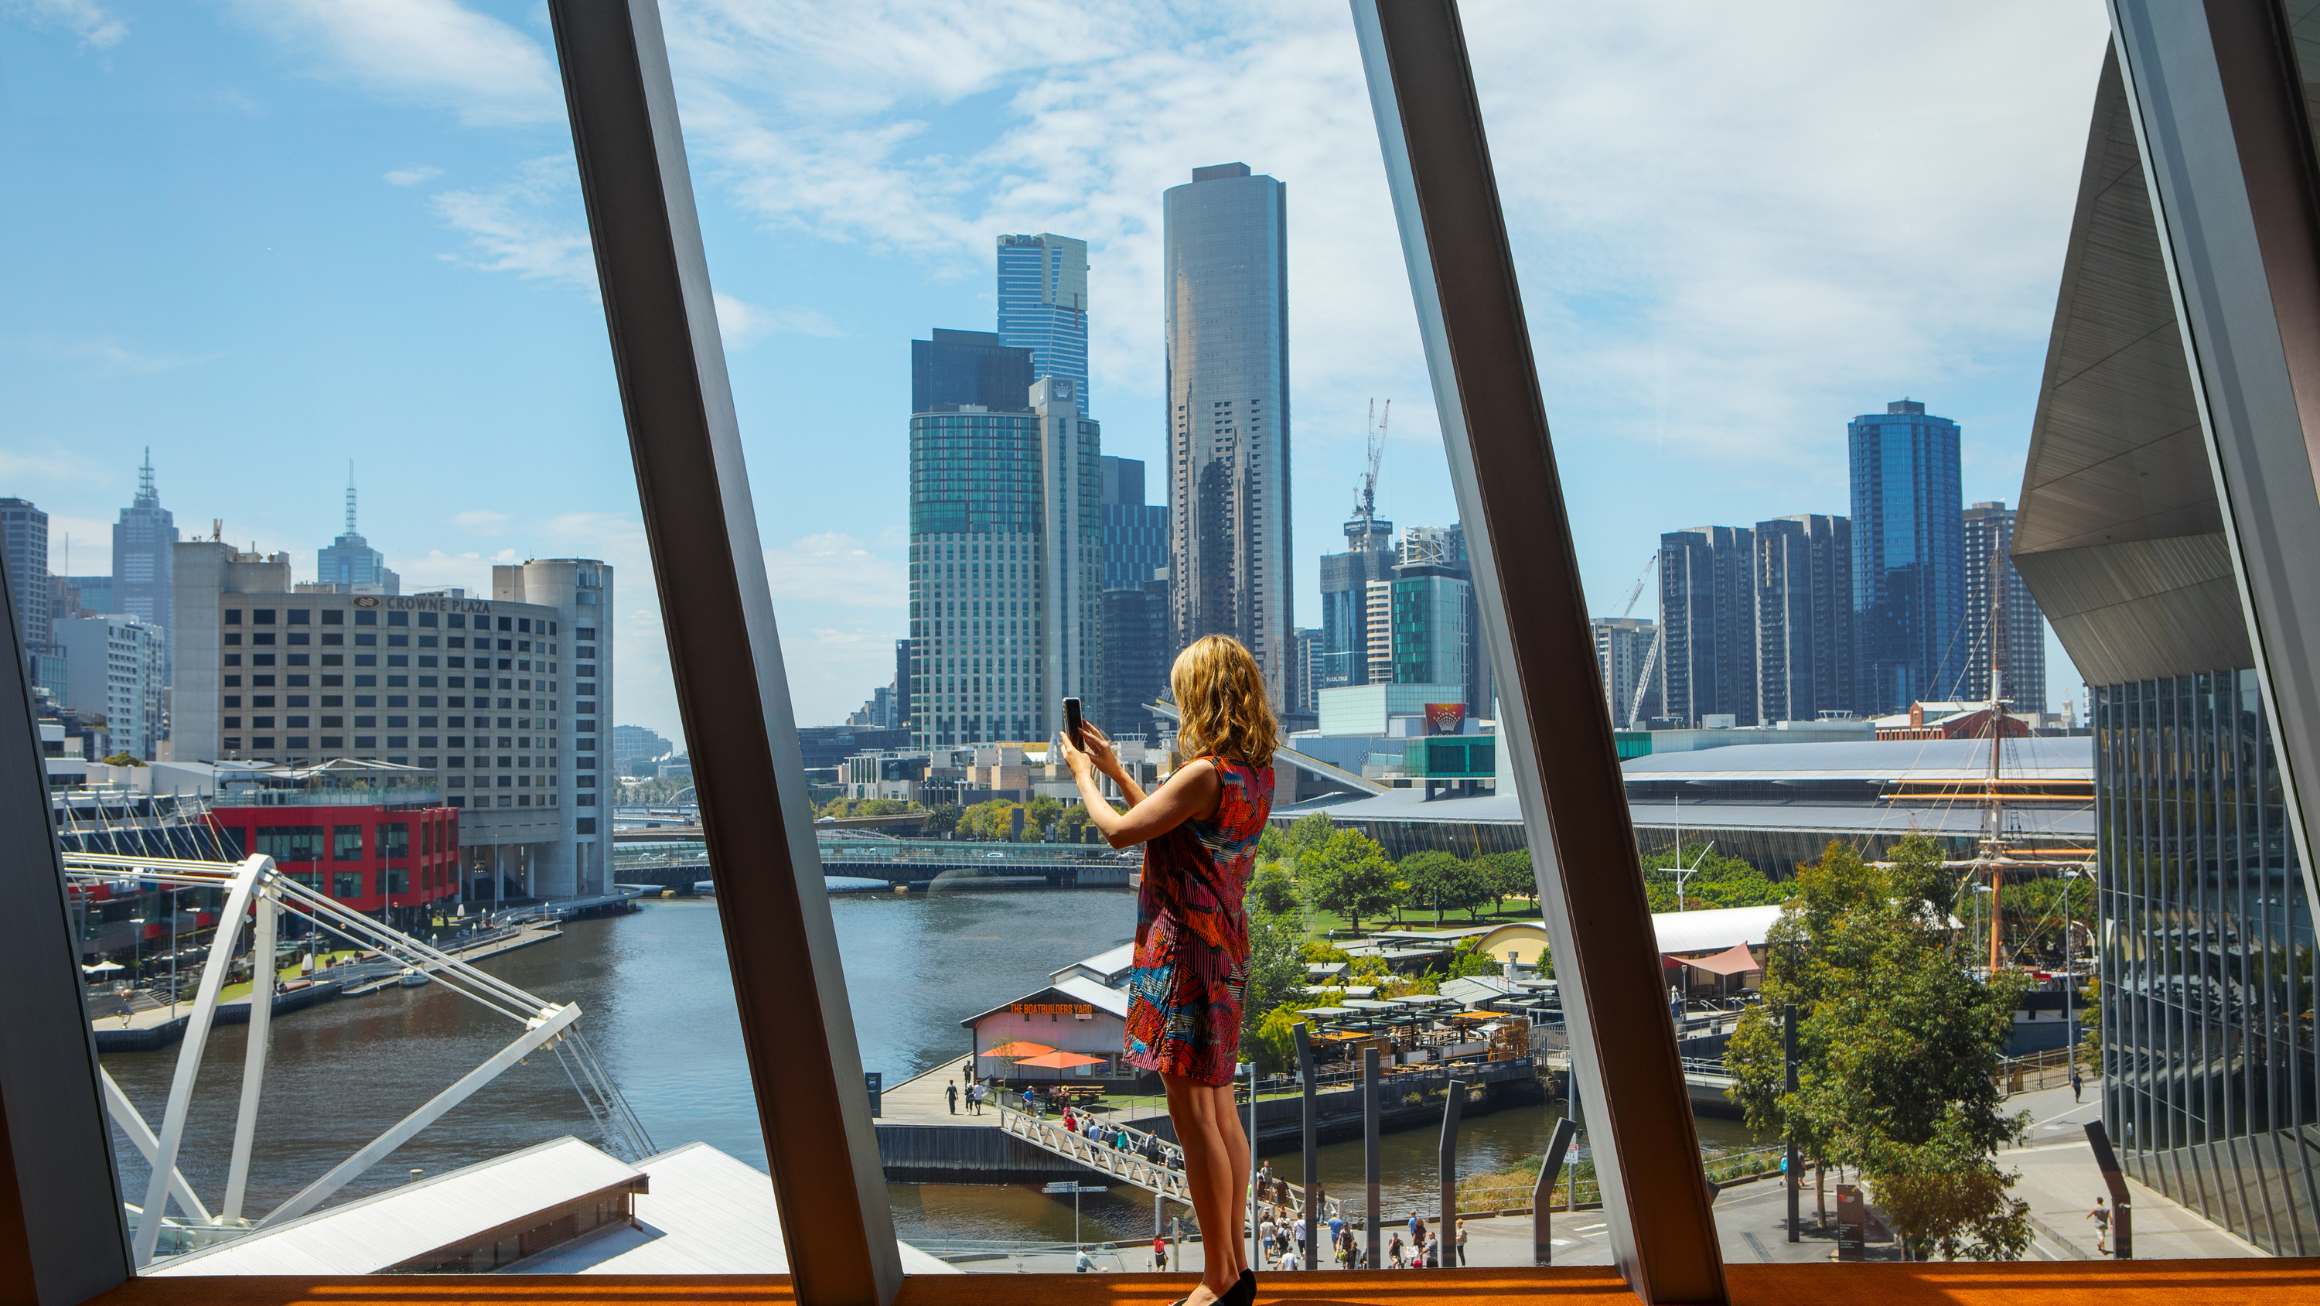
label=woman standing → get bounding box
[1057,635,1278,1306]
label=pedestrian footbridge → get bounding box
[996,1101,1341,1222]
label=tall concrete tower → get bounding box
[1163,162,1290,705]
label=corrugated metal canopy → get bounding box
[1619,737,2090,782]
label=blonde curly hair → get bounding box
[1169,635,1279,771]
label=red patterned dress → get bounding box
[1123,757,1276,1086]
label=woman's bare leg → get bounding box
[1164,1073,1245,1299]
[1211,1082,1252,1269]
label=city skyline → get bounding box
[2,5,2107,739]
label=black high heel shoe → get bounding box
[1226,1269,1257,1306]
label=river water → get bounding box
[102,890,1762,1251]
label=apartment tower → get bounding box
[1850,400,1965,712]
[1961,500,2046,711]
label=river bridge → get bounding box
[612,837,1135,893]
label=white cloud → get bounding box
[6,0,127,49]
[0,443,108,485]
[450,508,511,532]
[430,155,595,287]
[762,532,906,607]
[713,291,843,346]
[649,0,2106,484]
[227,0,559,126]
[385,164,443,187]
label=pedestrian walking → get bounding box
[1408,1208,1424,1241]
[2072,1069,2084,1103]
[1076,1246,1095,1273]
[945,1082,958,1115]
[2088,1196,2111,1254]
[1456,1218,1468,1266]
[1279,1244,1301,1272]
[1154,1234,1169,1271]
[1388,1232,1405,1268]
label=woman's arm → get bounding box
[1055,725,1221,849]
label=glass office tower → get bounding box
[1163,162,1291,705]
[1850,400,1964,714]
[996,233,1089,416]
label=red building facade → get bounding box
[207,804,460,922]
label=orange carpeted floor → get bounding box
[81,1260,2320,1306]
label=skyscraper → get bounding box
[1099,457,1167,592]
[110,449,177,664]
[1754,514,1852,724]
[1961,501,2046,712]
[996,233,1090,416]
[0,497,64,702]
[1164,162,1291,704]
[1659,525,1756,726]
[0,498,51,656]
[1850,399,1964,713]
[1099,577,1170,747]
[1318,519,1396,692]
[908,374,1099,748]
[912,328,1035,414]
[1591,616,1659,727]
[316,472,402,594]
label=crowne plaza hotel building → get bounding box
[171,543,612,899]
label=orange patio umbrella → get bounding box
[1014,1050,1106,1069]
[981,1041,1056,1059]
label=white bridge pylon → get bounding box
[64,853,652,1266]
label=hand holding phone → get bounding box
[1063,696,1085,749]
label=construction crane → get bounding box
[1350,399,1389,530]
[1618,551,1665,730]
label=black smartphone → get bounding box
[1062,697,1084,749]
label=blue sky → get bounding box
[1,0,2112,743]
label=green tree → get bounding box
[1444,940,1501,979]
[100,752,146,768]
[1641,844,1787,913]
[1058,802,1093,843]
[1025,793,1064,837]
[1474,849,1536,913]
[1239,910,1307,1065]
[1303,830,1401,934]
[1301,939,1352,965]
[922,802,960,838]
[1251,1003,1309,1075]
[1250,864,1300,915]
[1286,812,1337,858]
[1726,836,2031,1260]
[955,799,1018,842]
[1398,851,1490,924]
[1256,823,1291,863]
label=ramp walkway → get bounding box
[996,1100,1340,1222]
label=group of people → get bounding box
[943,1072,997,1116]
[1380,1210,1467,1269]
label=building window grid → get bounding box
[2098,671,2320,1254]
